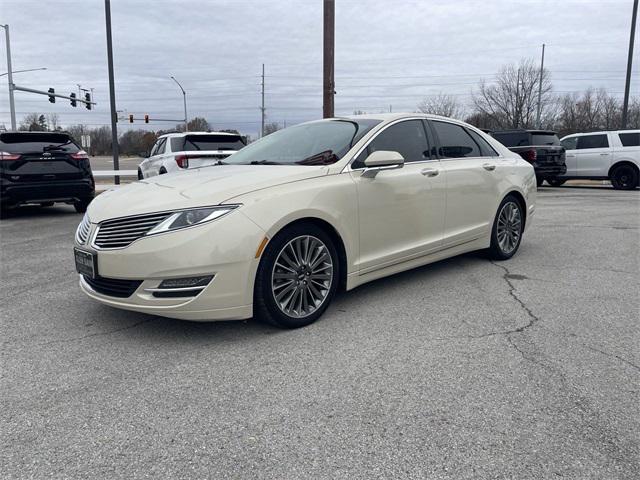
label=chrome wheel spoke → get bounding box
[496,201,522,254]
[271,235,333,318]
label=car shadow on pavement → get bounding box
[0,204,80,220]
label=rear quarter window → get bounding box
[618,132,640,147]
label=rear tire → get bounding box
[254,223,339,329]
[610,165,638,190]
[137,168,144,180]
[536,176,545,187]
[488,195,524,261]
[547,178,566,187]
[159,168,167,175]
[74,198,92,213]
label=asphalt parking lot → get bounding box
[1,186,638,479]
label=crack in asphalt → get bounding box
[582,344,640,373]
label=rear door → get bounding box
[0,133,89,183]
[574,134,611,176]
[430,120,502,247]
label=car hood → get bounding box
[88,164,328,223]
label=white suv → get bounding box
[553,130,640,189]
[138,131,246,179]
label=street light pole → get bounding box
[171,76,188,132]
[1,24,17,131]
[622,0,638,128]
[0,67,47,77]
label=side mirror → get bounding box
[140,151,150,158]
[363,150,405,169]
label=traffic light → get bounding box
[84,93,92,110]
[144,114,149,124]
[70,92,77,107]
[129,114,134,123]
[48,88,55,103]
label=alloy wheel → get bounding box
[271,235,334,318]
[496,201,522,255]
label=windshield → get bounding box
[0,133,80,153]
[180,134,246,151]
[224,119,381,166]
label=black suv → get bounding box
[0,132,95,213]
[489,129,566,185]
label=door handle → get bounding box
[599,153,610,156]
[482,163,496,171]
[420,168,439,177]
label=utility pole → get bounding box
[622,0,638,128]
[1,24,16,130]
[104,0,120,185]
[323,0,335,118]
[261,63,265,137]
[536,43,546,129]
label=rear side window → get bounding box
[531,133,560,146]
[182,134,246,151]
[171,137,184,151]
[619,132,640,147]
[432,121,481,158]
[561,137,578,150]
[577,134,608,149]
[0,133,80,153]
[467,129,499,156]
[491,132,529,147]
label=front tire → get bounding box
[488,195,524,260]
[610,164,638,190]
[254,223,339,328]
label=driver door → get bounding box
[349,119,446,273]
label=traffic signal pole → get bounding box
[104,0,120,185]
[1,24,17,130]
[11,84,96,106]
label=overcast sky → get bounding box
[1,0,637,137]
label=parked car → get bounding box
[553,130,640,189]
[490,129,566,185]
[74,113,536,328]
[1,131,94,213]
[138,131,247,179]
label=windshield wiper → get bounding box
[248,160,283,165]
[43,140,72,152]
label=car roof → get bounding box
[490,129,557,135]
[562,129,640,137]
[158,131,240,139]
[342,112,464,123]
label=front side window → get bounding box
[577,134,608,149]
[225,119,380,166]
[431,121,481,158]
[561,136,578,150]
[155,138,167,155]
[619,132,640,147]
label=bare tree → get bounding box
[472,58,553,129]
[19,113,47,131]
[263,122,280,136]
[176,117,210,132]
[46,113,61,131]
[417,93,464,119]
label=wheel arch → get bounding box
[263,216,349,292]
[608,160,639,179]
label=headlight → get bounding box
[146,205,239,235]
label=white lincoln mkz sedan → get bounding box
[74,114,536,328]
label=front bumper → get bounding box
[77,210,265,321]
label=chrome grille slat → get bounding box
[94,212,172,249]
[75,214,91,245]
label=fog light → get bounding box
[158,275,213,289]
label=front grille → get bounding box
[93,212,172,249]
[75,214,91,245]
[83,275,142,298]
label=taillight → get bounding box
[70,150,89,160]
[0,151,21,161]
[175,155,189,168]
[519,149,537,163]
